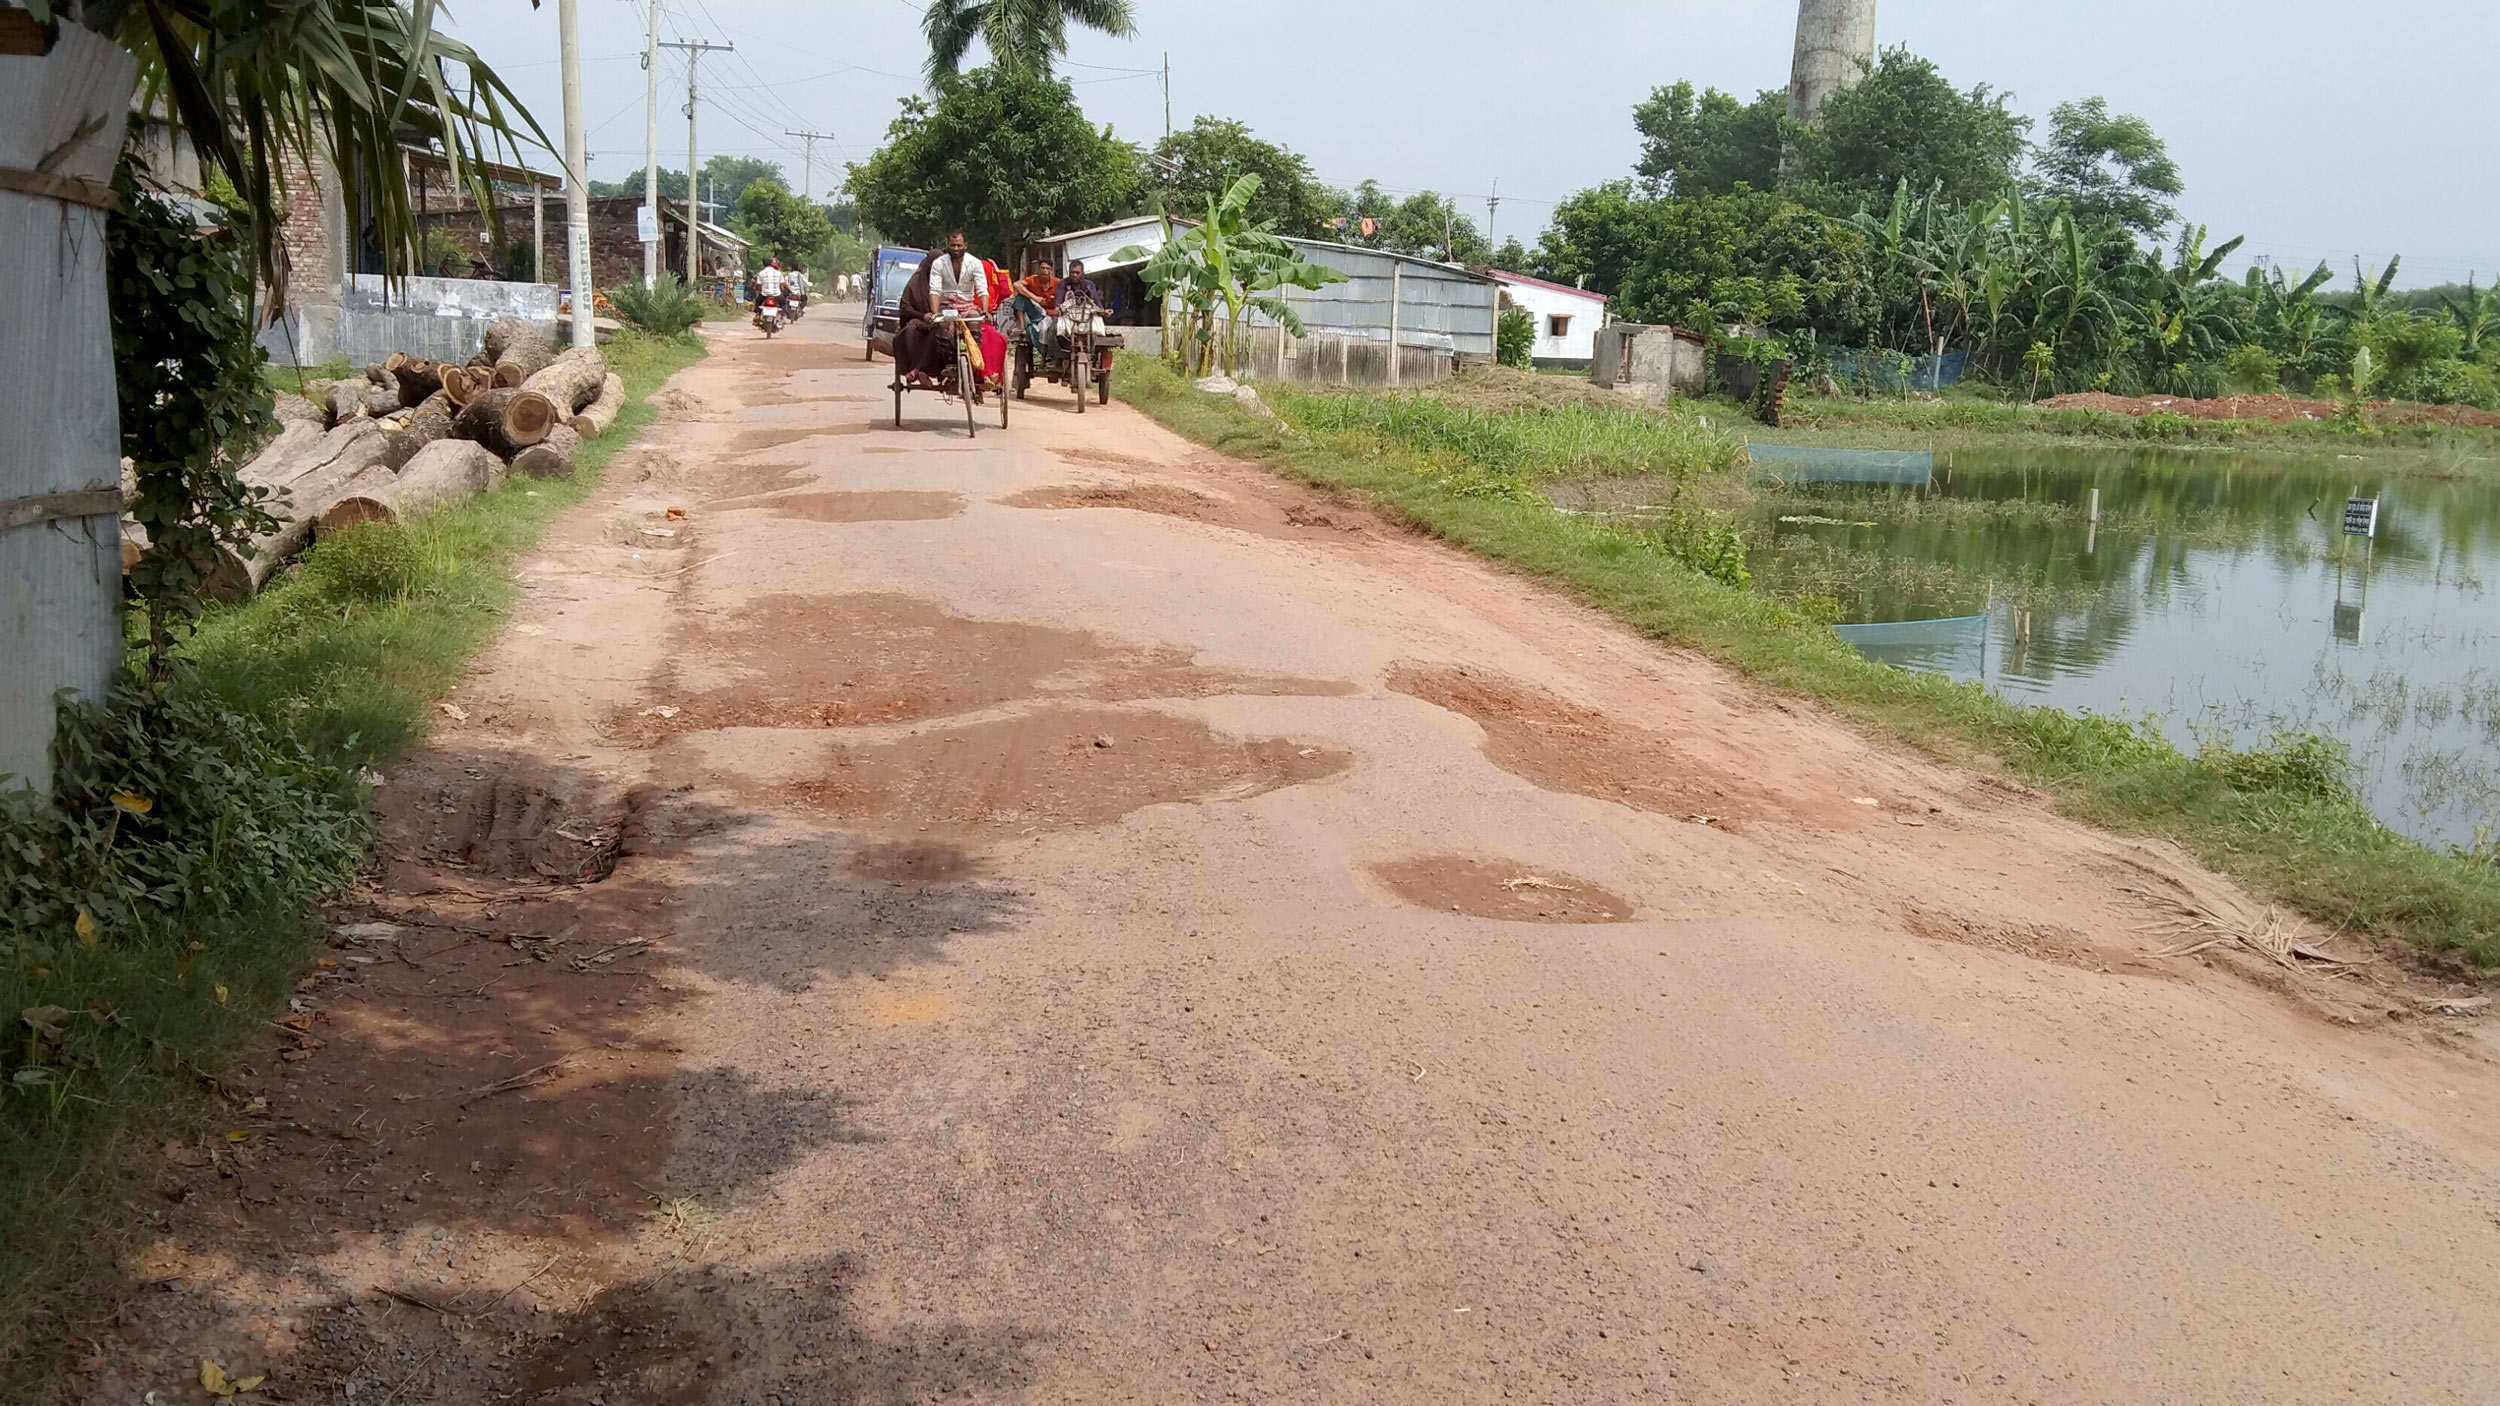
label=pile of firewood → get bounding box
[166,317,626,600]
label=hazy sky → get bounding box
[444,0,2500,287]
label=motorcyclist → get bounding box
[785,265,810,320]
[753,257,785,321]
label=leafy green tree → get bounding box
[1539,183,1858,336]
[1490,237,1533,272]
[2026,97,2182,237]
[922,0,1136,85]
[849,66,1143,260]
[1325,180,1490,263]
[1631,81,1784,196]
[1150,118,1332,236]
[593,167,689,199]
[699,156,786,214]
[2439,277,2500,359]
[1786,48,2029,211]
[733,178,834,265]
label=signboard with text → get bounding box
[2343,497,2379,538]
[636,204,659,244]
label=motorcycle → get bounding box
[753,294,782,338]
[785,290,808,322]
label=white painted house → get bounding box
[1491,271,1609,368]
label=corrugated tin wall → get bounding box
[1268,244,1498,358]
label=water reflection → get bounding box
[1746,446,2500,848]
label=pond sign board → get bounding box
[2343,496,2379,537]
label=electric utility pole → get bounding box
[641,0,660,288]
[662,37,733,288]
[558,0,592,347]
[1486,179,1501,252]
[1162,52,1171,139]
[785,129,837,201]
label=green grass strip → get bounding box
[0,329,707,1366]
[1114,357,2500,962]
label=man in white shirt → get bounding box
[929,231,987,312]
[753,258,785,315]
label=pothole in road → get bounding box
[631,593,1355,737]
[710,461,809,498]
[1386,663,1833,828]
[1364,853,1635,923]
[786,705,1352,840]
[733,490,964,522]
[1050,447,1157,469]
[849,840,987,884]
[1004,482,1359,540]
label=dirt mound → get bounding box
[786,705,1352,840]
[2037,390,2500,428]
[1364,854,1635,923]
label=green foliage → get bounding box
[921,0,1136,84]
[108,163,277,674]
[1318,179,1491,264]
[590,165,688,200]
[1785,48,2030,212]
[696,156,786,213]
[417,225,468,276]
[607,273,706,337]
[1537,182,1854,335]
[2361,312,2465,398]
[1632,80,1785,196]
[2210,732,2354,802]
[2223,343,2281,395]
[847,65,1143,261]
[733,178,834,265]
[809,228,874,280]
[2025,97,2182,236]
[1120,174,1347,376]
[295,523,419,604]
[1496,304,1536,368]
[1150,118,1334,237]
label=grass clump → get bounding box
[607,273,706,337]
[0,328,707,1366]
[1115,356,2500,961]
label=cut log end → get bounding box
[510,424,583,481]
[503,390,558,447]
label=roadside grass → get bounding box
[0,329,707,1368]
[1115,356,2500,962]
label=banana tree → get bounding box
[2440,275,2499,358]
[1116,174,1346,377]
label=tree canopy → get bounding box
[922,0,1136,86]
[1631,81,1784,197]
[846,65,1142,259]
[2026,97,2183,237]
[1150,118,1333,238]
[1324,180,1491,264]
[1785,48,2029,211]
[733,178,834,265]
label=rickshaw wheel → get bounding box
[1097,365,1112,405]
[892,376,903,428]
[1072,344,1090,414]
[957,340,977,439]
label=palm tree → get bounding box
[2,0,540,786]
[922,0,1137,87]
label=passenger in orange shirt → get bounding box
[1008,258,1059,352]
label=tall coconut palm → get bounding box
[1,0,541,787]
[921,0,1136,88]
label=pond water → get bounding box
[1743,446,2500,850]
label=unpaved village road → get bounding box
[95,310,2500,1403]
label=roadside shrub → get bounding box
[2135,409,2192,439]
[1495,305,1535,369]
[607,273,705,337]
[296,522,420,603]
[2223,344,2281,395]
[1631,506,1750,586]
[2210,731,2354,802]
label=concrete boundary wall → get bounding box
[260,275,558,367]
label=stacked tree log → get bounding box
[190,321,614,598]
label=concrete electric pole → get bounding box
[661,38,733,289]
[558,0,592,348]
[1788,0,1878,125]
[785,129,837,202]
[641,0,660,288]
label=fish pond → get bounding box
[1740,445,2500,851]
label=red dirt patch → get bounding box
[1004,482,1363,540]
[724,490,965,522]
[709,461,810,498]
[633,593,1356,737]
[1387,663,1852,829]
[787,705,1351,840]
[1365,854,1635,923]
[2038,390,2500,428]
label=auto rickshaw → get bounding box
[1012,298,1120,412]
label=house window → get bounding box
[1547,314,1572,338]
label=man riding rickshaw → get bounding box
[890,231,1010,435]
